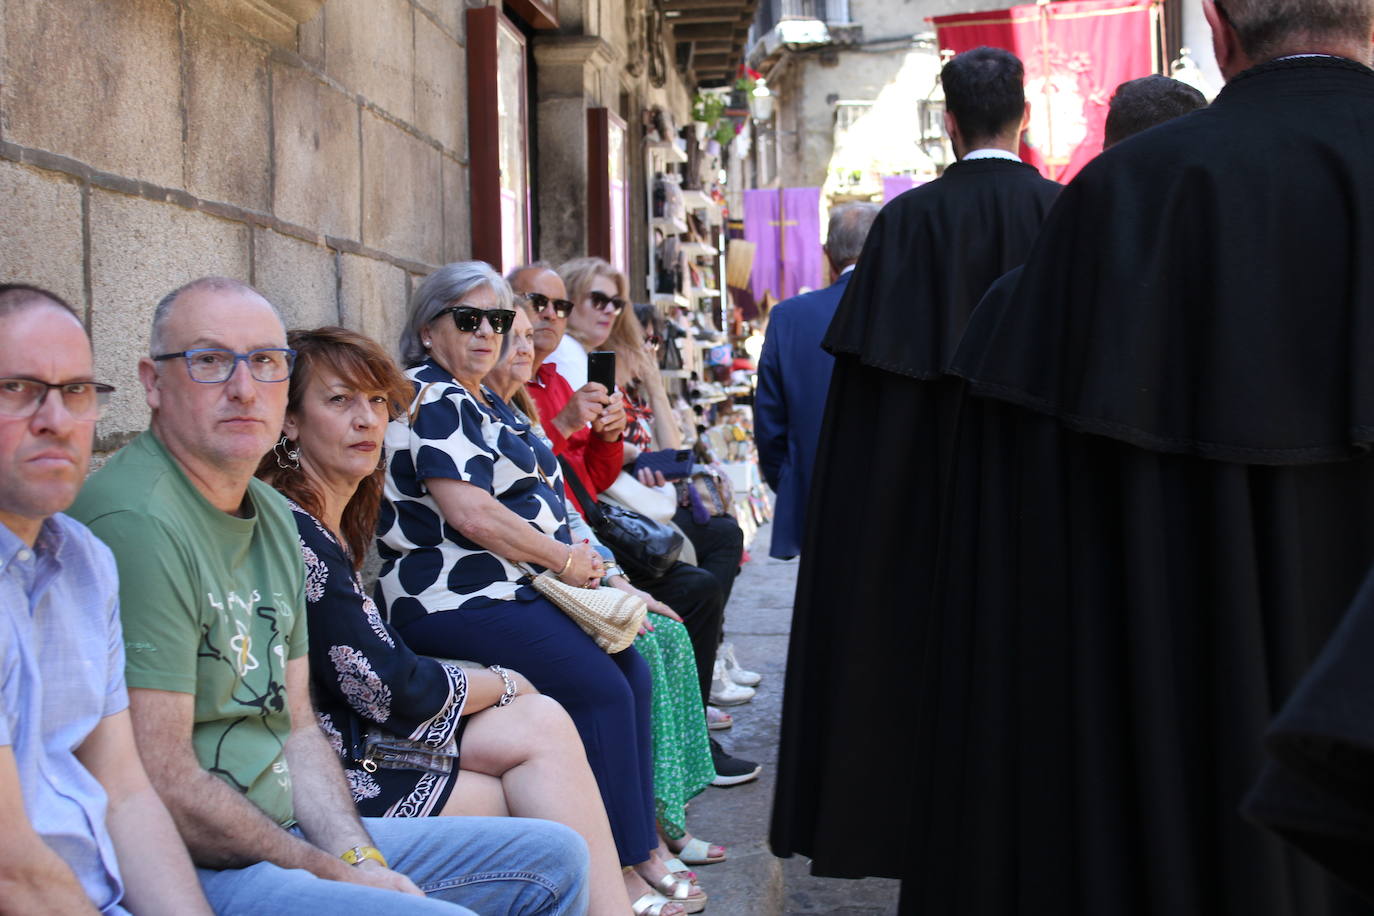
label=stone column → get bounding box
[532,35,617,265]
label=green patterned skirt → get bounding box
[634,617,716,839]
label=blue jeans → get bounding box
[195,815,589,915]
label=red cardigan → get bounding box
[526,362,623,515]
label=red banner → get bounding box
[933,0,1160,183]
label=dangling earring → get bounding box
[274,435,300,471]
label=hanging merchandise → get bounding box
[653,176,667,218]
[655,235,682,295]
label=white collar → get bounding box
[961,148,1022,163]
[840,264,856,276]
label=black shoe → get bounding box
[710,738,761,786]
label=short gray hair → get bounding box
[825,203,881,268]
[400,261,514,367]
[505,260,554,285]
[149,276,276,356]
[1222,0,1374,58]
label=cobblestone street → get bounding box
[685,523,900,915]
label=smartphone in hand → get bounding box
[588,350,616,393]
[633,448,694,481]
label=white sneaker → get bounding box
[718,642,762,687]
[710,659,755,706]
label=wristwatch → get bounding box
[602,564,627,582]
[340,844,388,868]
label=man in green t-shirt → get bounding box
[71,277,588,915]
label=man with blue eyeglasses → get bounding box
[70,276,589,915]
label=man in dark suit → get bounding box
[754,202,878,560]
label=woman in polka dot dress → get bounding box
[376,262,694,914]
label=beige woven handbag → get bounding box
[527,571,647,654]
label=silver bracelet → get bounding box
[489,665,517,707]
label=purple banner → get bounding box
[743,187,823,303]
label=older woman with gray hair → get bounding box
[376,261,688,915]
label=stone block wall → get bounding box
[0,0,470,453]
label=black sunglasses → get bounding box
[523,292,575,318]
[588,290,627,315]
[436,305,516,334]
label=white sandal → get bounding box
[647,872,707,914]
[670,836,727,865]
[661,856,698,881]
[632,891,686,916]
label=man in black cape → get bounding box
[769,46,1059,877]
[779,0,1374,913]
[1246,563,1374,905]
[965,73,1207,341]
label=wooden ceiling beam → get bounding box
[666,9,746,23]
[671,22,737,39]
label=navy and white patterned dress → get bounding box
[290,500,470,818]
[376,359,571,630]
[376,360,661,865]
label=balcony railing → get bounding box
[754,0,849,38]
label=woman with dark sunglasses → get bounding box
[544,257,631,390]
[378,262,685,914]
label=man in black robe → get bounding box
[833,1,1374,914]
[973,73,1207,323]
[1103,73,1207,147]
[769,46,1059,878]
[1246,564,1374,905]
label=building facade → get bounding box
[743,0,1222,205]
[0,0,750,454]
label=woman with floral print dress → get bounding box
[255,324,655,915]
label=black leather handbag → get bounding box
[558,457,684,581]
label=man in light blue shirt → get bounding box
[0,284,210,914]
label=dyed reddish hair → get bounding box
[256,327,412,569]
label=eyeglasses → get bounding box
[587,291,627,316]
[435,306,516,334]
[152,348,297,384]
[0,377,115,421]
[644,334,663,352]
[523,292,574,319]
